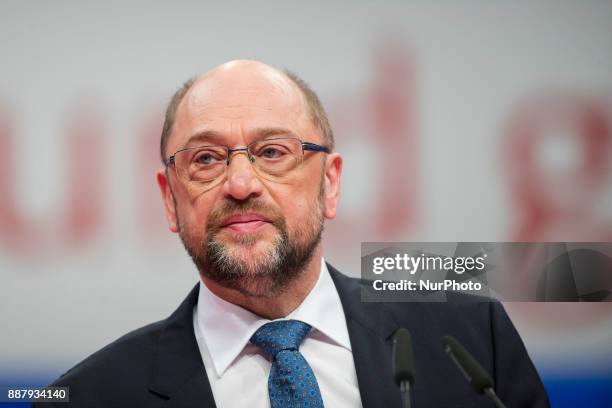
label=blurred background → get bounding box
[1,1,611,406]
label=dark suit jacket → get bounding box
[35,264,549,407]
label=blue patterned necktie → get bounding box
[250,320,324,408]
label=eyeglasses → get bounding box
[164,137,330,183]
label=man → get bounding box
[36,60,549,407]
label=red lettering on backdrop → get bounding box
[63,106,106,244]
[369,46,418,236]
[503,92,612,241]
[325,43,417,261]
[0,103,106,256]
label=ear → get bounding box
[157,168,179,233]
[322,153,342,220]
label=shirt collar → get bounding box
[194,258,351,377]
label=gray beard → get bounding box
[179,198,324,297]
[202,221,322,297]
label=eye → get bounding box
[254,141,293,160]
[196,153,214,164]
[192,149,225,166]
[261,146,284,159]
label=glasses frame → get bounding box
[164,137,331,182]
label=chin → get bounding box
[225,237,278,262]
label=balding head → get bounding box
[160,60,334,162]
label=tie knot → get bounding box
[250,320,311,357]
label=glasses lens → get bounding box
[249,138,301,176]
[175,146,228,182]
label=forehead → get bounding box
[171,68,312,149]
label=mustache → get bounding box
[206,198,286,233]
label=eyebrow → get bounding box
[252,127,297,139]
[183,130,225,148]
[182,127,298,149]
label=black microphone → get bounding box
[442,335,507,408]
[392,328,415,408]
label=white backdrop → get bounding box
[1,1,611,399]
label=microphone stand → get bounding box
[400,380,411,408]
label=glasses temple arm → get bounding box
[302,142,331,153]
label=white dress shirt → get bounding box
[193,259,363,408]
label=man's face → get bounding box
[157,62,341,297]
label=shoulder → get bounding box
[45,320,165,405]
[42,284,202,407]
[57,320,164,382]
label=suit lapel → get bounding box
[148,284,217,408]
[147,267,403,408]
[328,264,404,408]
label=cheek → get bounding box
[175,190,217,238]
[275,186,321,231]
[183,207,211,238]
[272,165,324,212]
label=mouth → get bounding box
[218,213,272,233]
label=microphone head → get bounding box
[443,335,494,393]
[392,328,415,386]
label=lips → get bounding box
[219,213,271,232]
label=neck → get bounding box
[201,245,323,319]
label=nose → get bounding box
[221,150,263,201]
